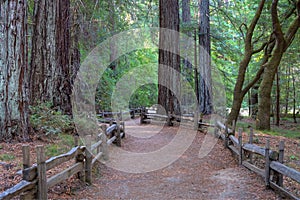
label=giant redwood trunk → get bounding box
[0,0,29,141]
[158,0,181,116]
[198,0,213,114]
[30,0,72,115]
[30,0,57,103]
[54,0,72,115]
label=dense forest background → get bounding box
[0,0,299,141]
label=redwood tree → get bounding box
[198,0,213,114]
[0,0,29,141]
[30,0,72,115]
[158,0,181,116]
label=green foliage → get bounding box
[46,133,75,157]
[290,155,299,161]
[29,102,74,136]
[0,154,15,161]
[96,49,158,111]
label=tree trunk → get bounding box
[256,0,300,130]
[158,0,181,116]
[284,65,290,115]
[291,68,297,123]
[275,70,280,126]
[54,0,72,115]
[70,4,81,86]
[30,0,57,104]
[181,0,192,69]
[30,0,72,115]
[0,0,29,141]
[198,0,213,114]
[226,0,266,125]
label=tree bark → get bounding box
[30,0,57,104]
[54,0,72,115]
[158,0,181,116]
[275,70,280,126]
[70,4,81,86]
[0,0,29,141]
[291,68,297,123]
[198,0,213,114]
[30,0,72,115]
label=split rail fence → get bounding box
[215,121,300,200]
[0,119,125,200]
[140,107,212,128]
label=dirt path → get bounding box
[74,119,279,199]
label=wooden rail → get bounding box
[0,122,125,200]
[140,109,214,128]
[215,121,300,200]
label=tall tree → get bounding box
[30,0,72,115]
[158,0,181,117]
[226,0,268,125]
[54,0,72,115]
[198,0,213,114]
[0,0,29,141]
[257,0,300,130]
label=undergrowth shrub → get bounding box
[29,102,74,136]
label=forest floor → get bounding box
[0,117,299,199]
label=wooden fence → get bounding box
[0,121,125,200]
[215,121,300,200]
[97,107,143,123]
[140,108,212,128]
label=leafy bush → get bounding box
[29,102,74,136]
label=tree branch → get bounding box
[271,0,286,47]
[252,41,268,54]
[284,0,300,51]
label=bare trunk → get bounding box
[54,0,72,115]
[0,0,29,141]
[70,5,81,86]
[275,70,280,126]
[30,0,56,103]
[30,0,72,115]
[158,0,181,116]
[284,65,290,115]
[198,0,213,114]
[292,68,297,123]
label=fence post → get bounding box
[22,145,30,170]
[100,124,109,160]
[214,123,218,138]
[20,145,36,200]
[224,123,229,148]
[85,135,92,184]
[278,140,285,186]
[36,145,47,200]
[232,120,236,135]
[238,128,243,165]
[265,140,270,188]
[140,110,144,124]
[249,127,254,164]
[74,134,79,147]
[75,147,85,182]
[116,119,121,147]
